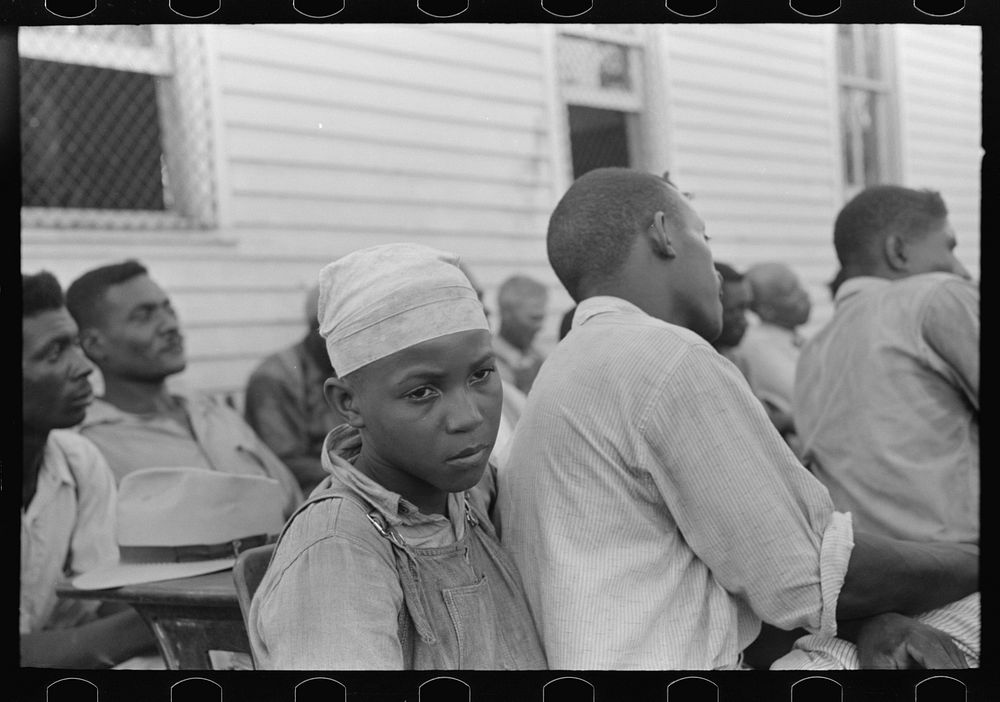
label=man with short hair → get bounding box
[21,271,156,668]
[66,260,302,518]
[784,185,979,670]
[493,274,548,395]
[497,168,976,670]
[245,285,340,495]
[795,185,976,544]
[712,261,753,379]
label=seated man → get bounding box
[738,261,811,450]
[65,260,302,518]
[492,274,549,395]
[245,285,341,495]
[497,168,976,670]
[21,271,157,668]
[711,261,753,379]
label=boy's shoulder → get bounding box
[271,486,394,568]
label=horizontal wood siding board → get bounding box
[227,163,552,213]
[221,96,547,157]
[667,25,828,64]
[216,27,546,104]
[219,60,544,133]
[225,128,550,185]
[229,196,548,233]
[251,24,544,78]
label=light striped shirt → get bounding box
[497,296,854,670]
[772,593,980,670]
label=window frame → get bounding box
[18,25,217,231]
[834,24,901,202]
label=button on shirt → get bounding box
[21,431,118,635]
[496,296,853,670]
[794,274,979,544]
[80,395,303,518]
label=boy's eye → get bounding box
[406,386,437,401]
[471,367,495,383]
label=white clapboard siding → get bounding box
[897,25,982,280]
[663,24,841,335]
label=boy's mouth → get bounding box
[447,443,490,462]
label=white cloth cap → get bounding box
[318,243,489,377]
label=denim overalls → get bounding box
[279,483,548,670]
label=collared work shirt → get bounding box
[80,395,303,518]
[737,321,803,414]
[794,274,979,543]
[244,338,339,494]
[497,296,853,670]
[21,431,118,634]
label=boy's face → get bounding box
[717,279,752,349]
[346,329,502,504]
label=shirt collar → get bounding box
[833,276,890,307]
[41,431,77,488]
[81,394,194,428]
[319,425,462,530]
[573,296,647,328]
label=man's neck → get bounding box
[22,428,49,509]
[101,376,176,415]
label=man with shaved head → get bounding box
[496,168,978,670]
[245,284,341,494]
[493,274,549,395]
[738,261,811,446]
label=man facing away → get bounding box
[795,185,977,545]
[245,285,341,495]
[492,274,548,396]
[65,260,303,518]
[496,168,976,670]
[21,271,157,668]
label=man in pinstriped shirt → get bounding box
[496,168,977,670]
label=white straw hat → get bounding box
[73,468,286,590]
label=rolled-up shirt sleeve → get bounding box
[249,500,405,669]
[640,345,854,635]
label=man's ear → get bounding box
[647,211,678,260]
[884,233,909,271]
[324,377,365,428]
[79,328,106,364]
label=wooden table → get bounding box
[58,570,251,670]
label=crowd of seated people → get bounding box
[21,172,978,672]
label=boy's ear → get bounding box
[646,211,678,260]
[324,377,365,428]
[884,233,909,271]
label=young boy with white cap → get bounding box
[248,243,547,670]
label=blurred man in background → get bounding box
[493,274,548,395]
[21,270,157,668]
[739,261,811,454]
[66,260,302,518]
[245,285,340,495]
[711,261,753,379]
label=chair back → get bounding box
[232,543,276,639]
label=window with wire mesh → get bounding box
[837,25,897,200]
[19,25,215,229]
[556,30,644,180]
